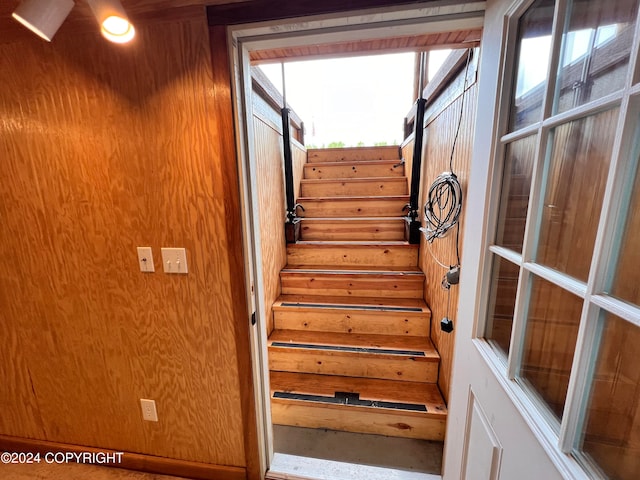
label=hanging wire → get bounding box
[449,49,472,175]
[420,49,473,269]
[426,238,449,269]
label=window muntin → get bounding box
[553,0,639,114]
[575,312,640,480]
[535,108,618,282]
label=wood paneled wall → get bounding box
[0,11,254,475]
[414,51,479,402]
[252,76,307,335]
[292,141,307,201]
[253,104,287,336]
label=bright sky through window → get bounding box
[259,50,451,147]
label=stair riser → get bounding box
[280,273,424,298]
[307,147,400,163]
[273,308,430,336]
[300,220,405,241]
[299,199,407,217]
[301,179,407,197]
[286,245,418,267]
[304,163,403,179]
[271,402,446,441]
[269,349,438,382]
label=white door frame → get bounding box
[225,2,486,478]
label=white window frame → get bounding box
[474,0,640,477]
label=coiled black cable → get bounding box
[420,49,471,268]
[422,172,462,265]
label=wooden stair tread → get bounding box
[299,218,406,241]
[274,294,429,311]
[287,242,418,267]
[300,177,408,197]
[296,197,408,218]
[268,329,439,360]
[273,294,431,337]
[300,177,406,184]
[270,371,446,414]
[304,160,402,167]
[307,146,401,163]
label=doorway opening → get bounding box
[226,3,484,479]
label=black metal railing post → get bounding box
[405,52,428,244]
[282,107,301,243]
[281,64,302,243]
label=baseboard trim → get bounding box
[0,435,246,480]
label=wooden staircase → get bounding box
[269,146,447,441]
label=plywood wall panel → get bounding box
[418,61,478,403]
[401,136,415,196]
[292,141,307,201]
[254,116,288,335]
[0,15,248,469]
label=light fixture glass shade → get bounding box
[86,0,135,44]
[12,0,75,42]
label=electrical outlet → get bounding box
[140,398,158,422]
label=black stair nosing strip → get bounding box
[281,268,423,275]
[272,391,427,412]
[270,342,426,357]
[280,302,423,312]
[293,240,409,244]
[297,196,409,201]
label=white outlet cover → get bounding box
[136,247,155,273]
[140,398,158,422]
[161,248,188,274]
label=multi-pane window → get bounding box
[483,0,640,478]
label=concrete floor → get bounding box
[0,428,442,480]
[273,425,443,474]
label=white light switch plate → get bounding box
[161,248,188,274]
[136,247,155,273]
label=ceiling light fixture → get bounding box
[12,0,75,42]
[86,0,135,44]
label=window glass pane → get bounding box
[520,276,583,420]
[536,108,618,281]
[610,143,640,306]
[510,0,555,131]
[495,136,537,252]
[554,0,639,114]
[576,313,640,480]
[485,255,520,356]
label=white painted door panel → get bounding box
[442,0,573,478]
[462,392,502,480]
